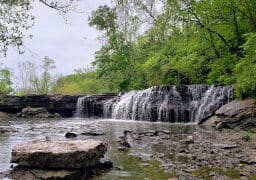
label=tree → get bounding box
[0,68,12,94]
[16,57,56,95]
[89,5,136,91]
[234,33,256,98]
[37,56,56,94]
[0,0,77,57]
[16,60,37,95]
[0,0,33,56]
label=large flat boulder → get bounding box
[11,140,107,169]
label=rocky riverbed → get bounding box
[0,118,256,179]
[118,127,256,179]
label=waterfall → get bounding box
[75,85,233,123]
[75,96,87,117]
[104,85,233,123]
[75,94,117,118]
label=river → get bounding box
[1,118,255,179]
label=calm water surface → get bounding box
[0,118,201,179]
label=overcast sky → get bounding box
[1,0,111,78]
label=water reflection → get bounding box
[0,118,205,179]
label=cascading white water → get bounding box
[75,85,233,123]
[103,85,233,123]
[75,96,96,117]
[75,96,87,117]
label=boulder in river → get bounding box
[11,140,107,169]
[65,132,77,138]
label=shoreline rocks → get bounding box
[204,99,256,131]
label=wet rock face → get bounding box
[0,111,9,118]
[0,94,82,117]
[75,93,117,117]
[204,99,256,130]
[11,140,107,169]
[16,107,60,118]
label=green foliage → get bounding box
[82,0,256,97]
[52,70,114,95]
[88,5,117,33]
[242,132,252,142]
[0,69,12,94]
[0,0,33,56]
[234,33,256,99]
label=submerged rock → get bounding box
[97,158,113,169]
[11,140,107,169]
[118,131,132,148]
[65,132,77,138]
[81,131,105,136]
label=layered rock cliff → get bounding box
[0,94,82,117]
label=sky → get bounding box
[1,0,111,79]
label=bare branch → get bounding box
[39,0,76,13]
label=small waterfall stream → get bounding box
[75,85,233,123]
[75,96,87,117]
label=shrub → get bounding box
[242,132,252,142]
